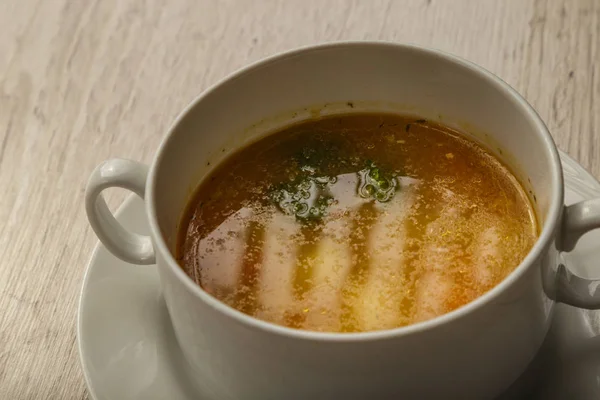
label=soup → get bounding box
[176,113,538,333]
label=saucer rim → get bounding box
[77,194,144,400]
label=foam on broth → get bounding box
[176,113,538,333]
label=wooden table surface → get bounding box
[0,0,598,398]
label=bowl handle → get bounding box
[85,159,155,265]
[556,198,600,308]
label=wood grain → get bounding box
[0,0,598,398]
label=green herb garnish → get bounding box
[357,161,398,202]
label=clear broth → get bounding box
[176,113,538,333]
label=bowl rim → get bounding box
[147,40,563,342]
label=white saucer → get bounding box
[78,151,600,400]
